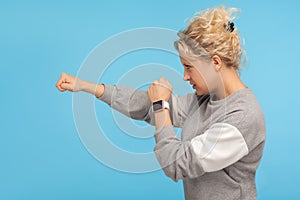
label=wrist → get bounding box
[151,97,170,103]
[79,80,91,92]
[95,84,105,98]
[79,81,104,98]
[152,100,169,113]
[74,78,85,92]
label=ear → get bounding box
[211,55,222,71]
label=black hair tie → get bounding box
[224,21,235,32]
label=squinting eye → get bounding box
[185,66,191,70]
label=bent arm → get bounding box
[154,120,249,182]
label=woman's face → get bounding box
[180,55,217,96]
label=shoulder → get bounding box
[223,89,266,151]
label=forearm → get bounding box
[154,109,172,130]
[80,80,105,98]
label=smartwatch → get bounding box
[152,100,170,113]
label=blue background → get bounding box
[1,0,300,199]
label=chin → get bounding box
[195,89,208,96]
[195,90,203,95]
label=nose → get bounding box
[183,71,190,81]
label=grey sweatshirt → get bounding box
[98,84,266,200]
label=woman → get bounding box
[56,6,266,200]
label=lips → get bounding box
[190,83,196,89]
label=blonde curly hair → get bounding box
[174,5,245,70]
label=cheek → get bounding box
[192,70,206,85]
[195,67,216,87]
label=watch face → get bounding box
[153,100,163,111]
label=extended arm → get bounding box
[56,72,154,123]
[56,73,197,127]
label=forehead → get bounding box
[179,55,208,67]
[180,56,193,65]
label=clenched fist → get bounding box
[56,72,82,92]
[147,77,173,103]
[56,72,105,98]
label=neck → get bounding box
[215,67,246,100]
